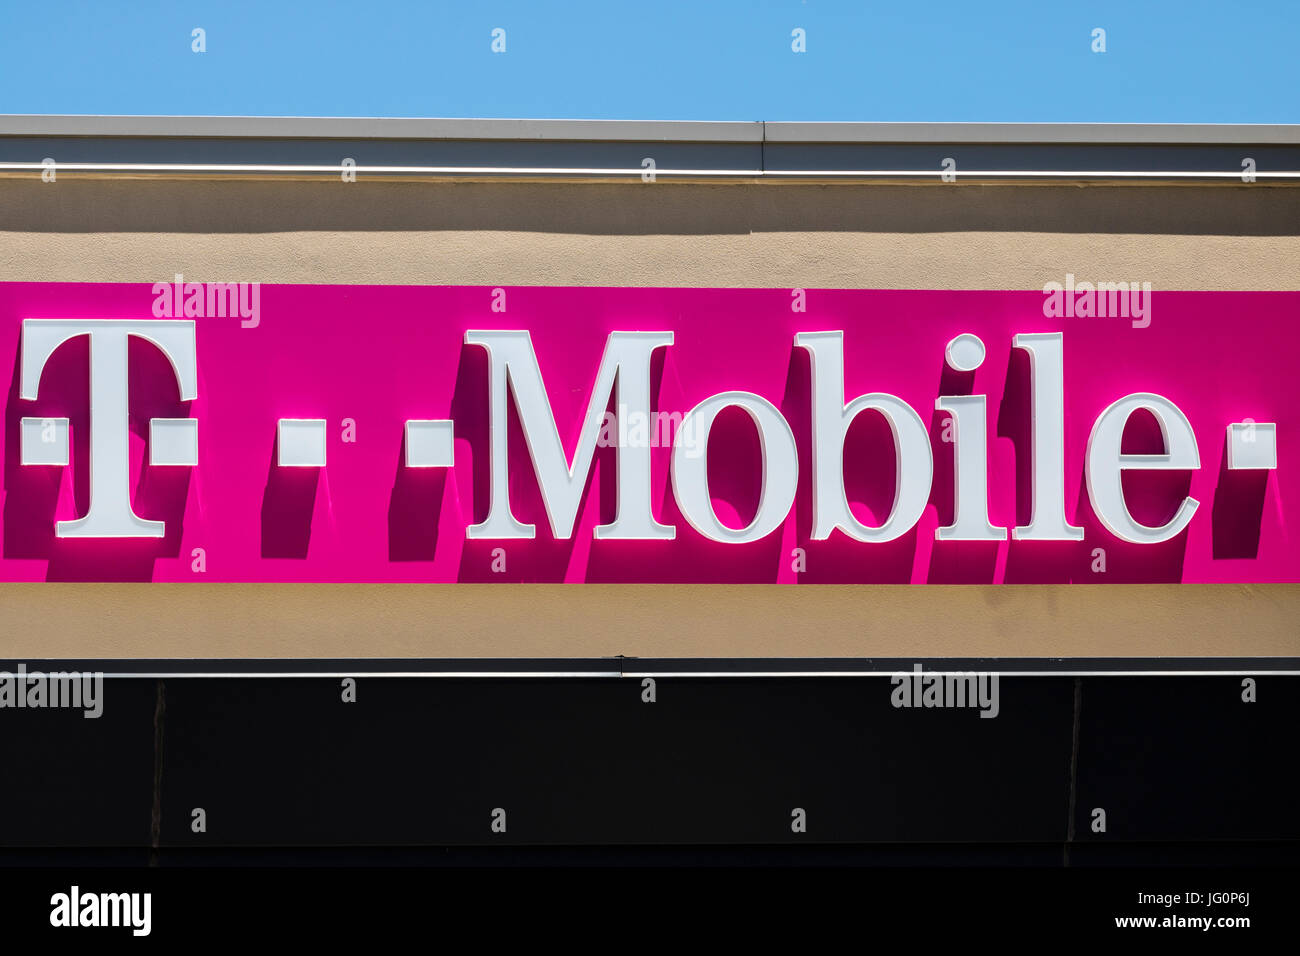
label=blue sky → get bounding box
[1,0,1296,121]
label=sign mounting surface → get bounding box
[0,282,1291,584]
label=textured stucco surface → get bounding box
[0,582,1295,660]
[1,179,1298,290]
[0,177,1295,659]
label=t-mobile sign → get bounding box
[0,282,1291,583]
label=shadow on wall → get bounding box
[260,433,318,560]
[4,179,1299,238]
[1212,436,1268,559]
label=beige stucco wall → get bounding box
[0,176,1296,660]
[0,582,1294,661]
[2,179,1298,290]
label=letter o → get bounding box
[671,392,797,543]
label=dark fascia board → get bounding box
[0,114,1297,146]
[1,115,1296,183]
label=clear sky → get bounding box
[1,0,1296,122]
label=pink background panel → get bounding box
[0,282,1293,584]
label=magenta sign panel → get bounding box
[0,282,1292,583]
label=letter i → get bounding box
[935,334,1005,540]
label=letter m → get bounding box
[206,283,237,318]
[1097,281,1128,319]
[102,894,129,927]
[463,330,674,540]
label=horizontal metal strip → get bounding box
[4,658,1297,678]
[2,161,1298,179]
[2,115,1298,145]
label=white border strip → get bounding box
[622,670,1300,678]
[1,162,1297,179]
[56,669,1300,678]
[89,671,624,679]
